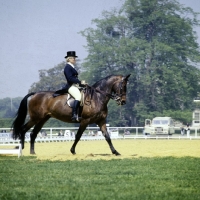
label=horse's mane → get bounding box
[92,75,116,88]
[84,75,116,101]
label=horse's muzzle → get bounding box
[119,100,126,105]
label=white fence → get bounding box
[1,126,200,144]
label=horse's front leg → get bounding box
[70,122,88,155]
[98,121,120,156]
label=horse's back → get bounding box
[29,92,54,106]
[28,92,71,119]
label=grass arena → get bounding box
[1,139,200,200]
[21,139,200,160]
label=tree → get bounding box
[80,0,200,126]
[29,62,66,92]
[0,97,23,128]
[29,60,82,93]
[0,97,22,118]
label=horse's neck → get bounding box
[95,85,112,94]
[94,78,115,94]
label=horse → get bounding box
[12,74,131,155]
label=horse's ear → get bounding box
[125,74,131,81]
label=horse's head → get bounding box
[112,74,131,105]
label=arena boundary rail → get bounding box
[1,126,200,144]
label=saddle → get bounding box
[53,90,85,108]
[53,85,95,109]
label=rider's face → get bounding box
[69,57,76,65]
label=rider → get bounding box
[64,51,86,121]
[64,51,85,121]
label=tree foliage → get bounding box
[0,97,23,128]
[13,0,200,127]
[80,0,200,126]
[0,97,22,118]
[29,61,82,93]
[29,62,66,92]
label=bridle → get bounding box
[110,77,127,105]
[85,76,127,105]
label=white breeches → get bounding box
[68,85,81,101]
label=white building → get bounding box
[192,98,200,127]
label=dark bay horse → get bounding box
[12,74,131,155]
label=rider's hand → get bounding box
[79,83,87,88]
[81,80,87,84]
[80,80,87,87]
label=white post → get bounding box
[136,128,138,136]
[187,129,190,138]
[50,128,52,139]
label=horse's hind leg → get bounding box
[70,122,88,155]
[30,116,50,154]
[20,120,35,149]
[98,121,120,156]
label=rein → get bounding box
[84,77,126,103]
[85,85,114,99]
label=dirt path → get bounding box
[20,139,200,161]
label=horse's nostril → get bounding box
[121,101,126,105]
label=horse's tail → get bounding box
[12,92,35,139]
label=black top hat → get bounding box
[64,51,78,58]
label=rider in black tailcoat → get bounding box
[53,51,86,121]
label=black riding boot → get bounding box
[71,100,80,122]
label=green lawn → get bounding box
[0,156,199,200]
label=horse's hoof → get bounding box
[30,151,36,155]
[70,149,76,155]
[113,150,121,156]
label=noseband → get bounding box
[85,76,127,105]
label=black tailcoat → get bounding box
[63,64,81,91]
